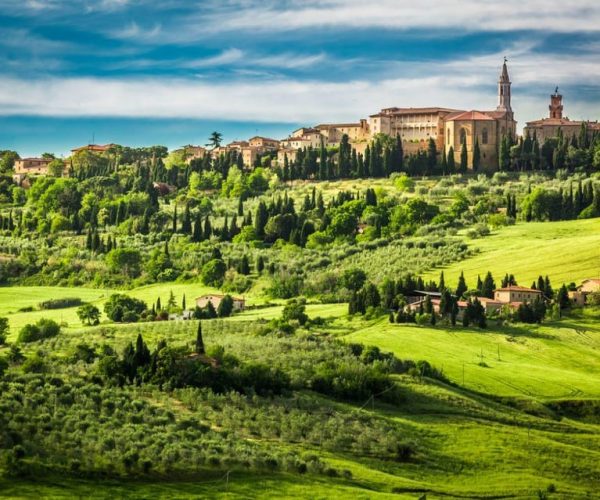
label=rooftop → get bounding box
[494,286,542,293]
[445,110,495,121]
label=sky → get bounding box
[1,0,600,157]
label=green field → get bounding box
[344,309,600,400]
[423,218,600,287]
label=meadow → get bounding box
[422,218,600,288]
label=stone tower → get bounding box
[496,58,512,116]
[549,87,563,119]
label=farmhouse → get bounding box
[494,285,543,305]
[568,279,600,306]
[195,294,246,311]
[14,157,52,175]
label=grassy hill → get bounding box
[344,309,600,400]
[423,218,600,287]
[2,312,600,498]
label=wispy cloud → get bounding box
[198,0,600,34]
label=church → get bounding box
[524,88,600,143]
[443,59,517,170]
[368,60,517,170]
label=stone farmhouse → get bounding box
[568,279,600,306]
[195,294,246,312]
[407,284,543,318]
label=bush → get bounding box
[17,319,60,343]
[104,294,147,323]
[39,298,83,310]
[201,259,227,287]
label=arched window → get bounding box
[482,128,489,145]
[459,128,467,145]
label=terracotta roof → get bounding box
[249,136,279,142]
[445,110,495,122]
[494,286,541,293]
[71,144,114,153]
[195,294,245,301]
[314,123,362,129]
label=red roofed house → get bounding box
[71,144,115,154]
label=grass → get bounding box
[423,218,600,287]
[2,309,600,497]
[344,309,600,400]
[0,281,273,336]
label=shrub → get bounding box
[104,294,147,323]
[39,298,83,310]
[201,259,227,287]
[17,319,61,343]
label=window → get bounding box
[459,128,467,144]
[482,128,488,144]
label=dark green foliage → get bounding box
[217,295,234,318]
[17,318,61,343]
[281,298,308,325]
[103,294,147,323]
[39,298,83,310]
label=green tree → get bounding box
[106,248,142,278]
[195,321,205,354]
[201,259,227,287]
[77,304,100,325]
[282,297,308,325]
[206,131,223,149]
[473,138,481,171]
[0,317,8,345]
[217,295,234,317]
[460,135,468,172]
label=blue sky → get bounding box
[1,0,600,157]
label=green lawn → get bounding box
[423,218,600,288]
[345,310,600,400]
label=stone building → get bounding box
[443,59,518,170]
[524,88,600,143]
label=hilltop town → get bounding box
[12,60,600,182]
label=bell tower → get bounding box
[549,87,563,119]
[496,57,512,116]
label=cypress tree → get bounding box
[447,147,455,172]
[460,135,468,172]
[473,138,481,171]
[237,197,244,216]
[456,271,468,298]
[203,216,212,240]
[195,321,205,355]
[172,204,177,233]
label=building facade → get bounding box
[524,88,600,143]
[443,59,518,170]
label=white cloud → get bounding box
[1,44,599,128]
[182,49,244,68]
[199,0,600,34]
